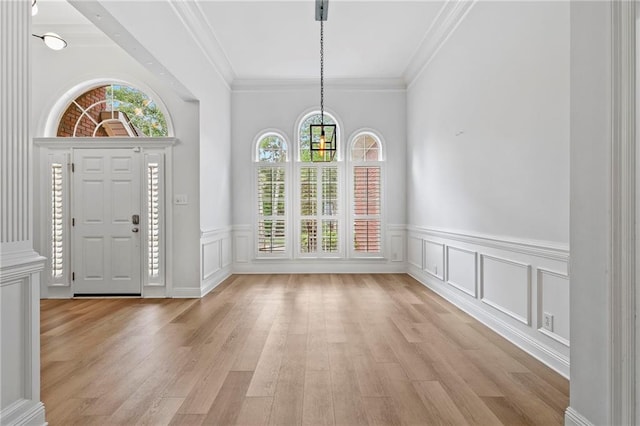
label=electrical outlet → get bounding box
[542,312,554,332]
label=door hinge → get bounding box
[71,163,75,172]
[72,218,75,226]
[72,272,75,281]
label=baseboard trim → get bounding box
[408,267,570,378]
[564,407,595,426]
[172,266,231,298]
[201,267,232,297]
[0,399,47,426]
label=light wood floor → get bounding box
[41,274,568,425]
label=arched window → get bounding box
[298,112,337,162]
[255,133,289,256]
[57,84,168,137]
[296,112,341,256]
[350,132,384,255]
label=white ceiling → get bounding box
[200,1,444,79]
[33,0,451,84]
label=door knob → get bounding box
[132,227,139,233]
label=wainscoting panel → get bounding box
[424,240,445,280]
[233,226,251,264]
[202,240,221,280]
[197,227,232,298]
[407,236,423,269]
[388,228,406,262]
[221,237,232,268]
[406,226,570,377]
[0,255,46,425]
[446,246,477,297]
[537,269,570,346]
[480,254,531,325]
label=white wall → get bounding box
[230,83,406,270]
[31,41,202,294]
[407,1,569,244]
[406,1,571,376]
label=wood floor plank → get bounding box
[412,381,471,426]
[268,333,307,425]
[246,319,290,397]
[379,362,433,425]
[234,397,273,426]
[302,370,335,426]
[135,397,184,426]
[202,371,254,425]
[362,397,402,426]
[41,274,568,426]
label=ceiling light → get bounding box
[31,0,38,16]
[32,32,68,51]
[310,0,336,162]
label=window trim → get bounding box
[294,111,345,258]
[253,130,291,259]
[347,130,386,259]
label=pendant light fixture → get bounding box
[310,0,336,162]
[32,32,67,50]
[31,0,68,51]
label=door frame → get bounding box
[34,137,176,298]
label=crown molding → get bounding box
[232,78,406,92]
[403,0,476,88]
[168,0,235,86]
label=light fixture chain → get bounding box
[320,16,324,126]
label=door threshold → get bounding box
[73,293,142,298]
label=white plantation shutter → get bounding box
[48,153,69,285]
[147,163,160,277]
[353,166,381,253]
[257,167,286,253]
[299,165,339,255]
[51,163,64,277]
[144,153,164,286]
[321,167,339,253]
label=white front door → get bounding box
[72,148,141,295]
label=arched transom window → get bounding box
[298,113,337,162]
[57,84,168,137]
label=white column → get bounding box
[0,0,47,425]
[567,1,637,425]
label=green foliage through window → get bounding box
[299,113,336,162]
[106,85,168,137]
